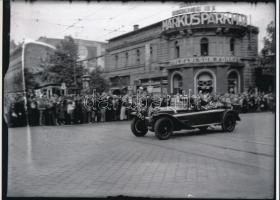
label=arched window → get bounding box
[173,74,183,94]
[200,38,209,56]
[228,70,239,94]
[230,38,235,55]
[175,41,180,58]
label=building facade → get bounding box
[105,23,169,96]
[38,37,107,72]
[105,4,259,96]
[4,40,56,94]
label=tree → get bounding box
[261,21,275,56]
[24,68,39,89]
[88,66,109,94]
[41,36,84,91]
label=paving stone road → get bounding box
[6,112,275,198]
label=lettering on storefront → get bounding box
[170,56,241,65]
[162,12,247,31]
[172,5,216,16]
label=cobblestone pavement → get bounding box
[7,112,275,198]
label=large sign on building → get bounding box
[170,56,241,65]
[162,12,247,31]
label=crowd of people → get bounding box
[5,90,275,127]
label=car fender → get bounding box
[223,110,241,121]
[152,113,190,130]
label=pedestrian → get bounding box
[120,96,128,121]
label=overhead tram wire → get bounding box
[57,5,108,36]
[65,5,107,30]
[126,5,177,26]
[102,5,177,41]
[61,5,138,39]
[93,5,139,39]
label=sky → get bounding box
[10,1,275,52]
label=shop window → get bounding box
[228,71,239,94]
[197,72,213,94]
[173,74,183,94]
[230,38,235,55]
[200,38,209,56]
[175,41,180,58]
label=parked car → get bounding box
[131,106,241,140]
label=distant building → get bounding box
[105,4,259,96]
[38,37,107,72]
[4,40,56,95]
[4,40,60,119]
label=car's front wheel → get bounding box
[222,113,236,132]
[154,118,174,140]
[131,117,148,137]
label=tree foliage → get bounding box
[88,66,109,94]
[24,68,39,89]
[41,36,84,90]
[261,21,275,56]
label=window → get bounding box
[150,46,153,58]
[136,49,140,64]
[230,38,235,55]
[228,71,239,94]
[173,74,183,94]
[115,54,118,67]
[125,52,129,66]
[200,38,209,56]
[175,41,180,58]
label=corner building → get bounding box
[105,5,259,95]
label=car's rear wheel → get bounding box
[131,117,148,137]
[154,118,173,140]
[222,113,236,132]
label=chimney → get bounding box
[133,24,139,31]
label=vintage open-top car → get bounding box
[131,106,241,140]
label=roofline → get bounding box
[10,39,56,56]
[108,11,260,41]
[108,21,162,41]
[24,39,56,49]
[39,36,108,45]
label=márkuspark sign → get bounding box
[170,56,241,65]
[162,12,247,31]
